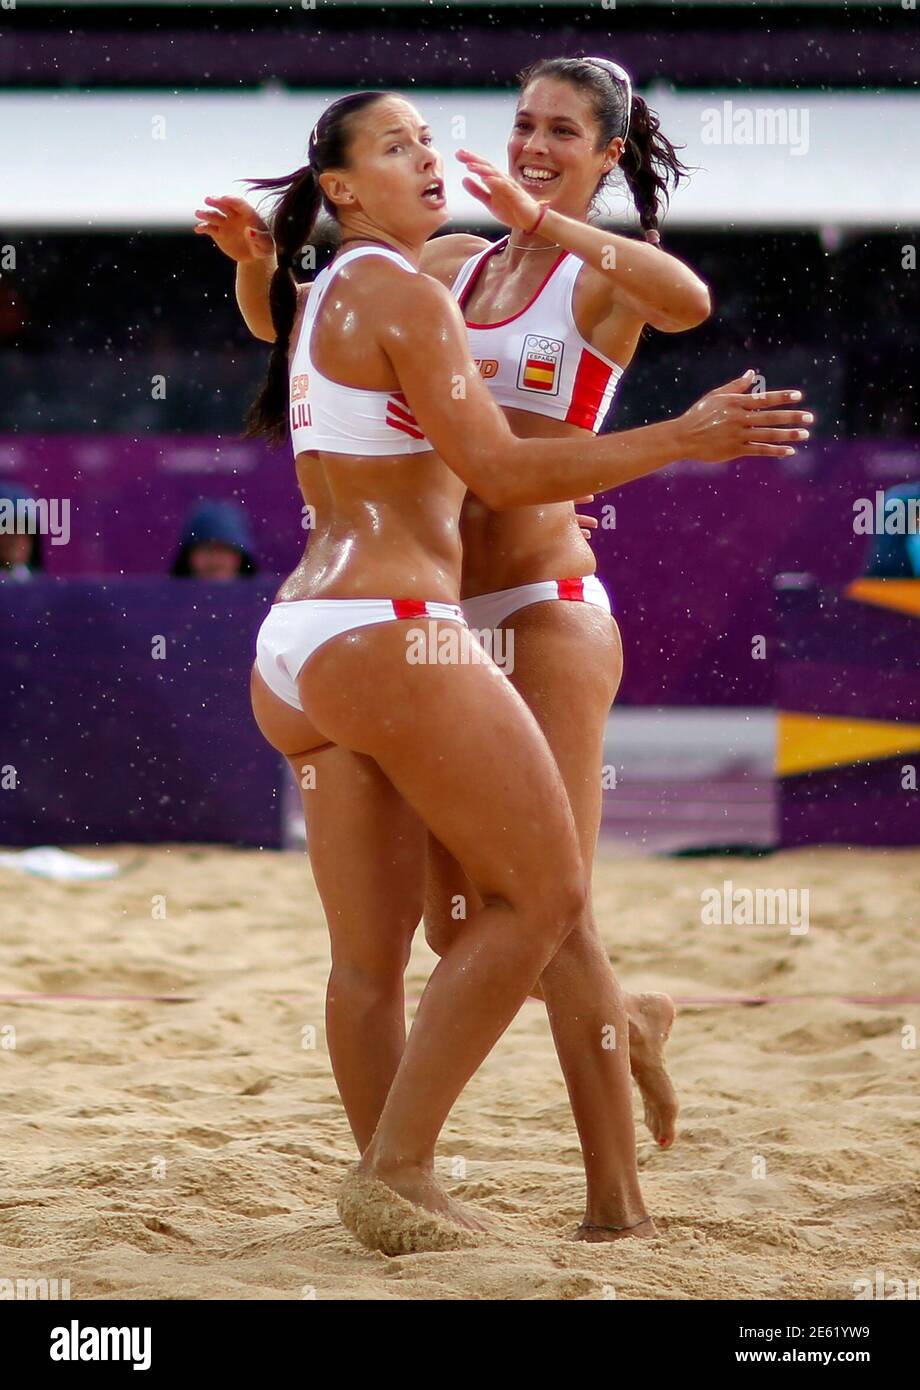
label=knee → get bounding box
[552,874,591,948]
[423,908,453,957]
[423,887,468,955]
[328,947,411,1009]
[522,870,590,957]
[424,874,479,956]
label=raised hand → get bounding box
[456,149,546,233]
[193,195,274,263]
[679,370,813,463]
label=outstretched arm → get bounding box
[380,274,811,510]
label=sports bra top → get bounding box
[288,246,433,457]
[451,235,624,432]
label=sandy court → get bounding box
[1,843,918,1301]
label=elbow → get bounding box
[448,442,516,510]
[481,476,544,509]
[238,306,276,343]
[683,281,712,329]
[659,281,712,333]
[469,475,511,510]
[474,458,519,510]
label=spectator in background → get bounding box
[863,481,920,578]
[170,500,259,580]
[0,480,43,582]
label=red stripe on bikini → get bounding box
[557,577,586,602]
[386,413,426,440]
[386,393,425,439]
[565,350,613,430]
[387,393,418,424]
[392,598,428,619]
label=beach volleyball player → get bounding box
[202,60,741,1173]
[203,59,730,1171]
[196,93,810,1251]
[421,55,709,1157]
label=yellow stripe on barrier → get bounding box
[845,578,920,618]
[777,711,920,776]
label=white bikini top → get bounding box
[288,246,433,457]
[451,236,624,433]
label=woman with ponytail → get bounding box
[195,88,809,1252]
[419,56,706,1162]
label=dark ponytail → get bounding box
[517,56,691,244]
[243,164,321,443]
[619,93,690,243]
[244,90,391,444]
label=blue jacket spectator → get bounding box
[863,482,920,578]
[170,500,259,580]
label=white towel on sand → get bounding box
[0,847,120,882]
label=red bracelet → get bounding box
[524,204,547,236]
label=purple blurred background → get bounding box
[3,433,913,705]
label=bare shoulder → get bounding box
[368,267,470,360]
[339,253,456,309]
[421,232,491,287]
[572,261,645,366]
[317,255,460,352]
[312,253,407,316]
[316,254,458,343]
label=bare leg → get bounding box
[427,842,676,1154]
[253,670,424,1153]
[423,600,678,1238]
[267,621,611,1250]
[299,624,586,1158]
[428,876,676,1153]
[288,745,425,1153]
[506,602,654,1235]
[257,673,492,1239]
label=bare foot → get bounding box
[336,1172,465,1256]
[626,992,679,1148]
[573,1216,657,1243]
[361,1156,490,1232]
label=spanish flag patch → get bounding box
[517,334,563,395]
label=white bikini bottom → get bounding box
[255,596,467,712]
[460,575,611,630]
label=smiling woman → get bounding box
[194,80,810,1256]
[190,81,829,1278]
[512,55,689,240]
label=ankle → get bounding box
[584,1185,648,1230]
[361,1145,434,1181]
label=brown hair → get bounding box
[518,56,691,242]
